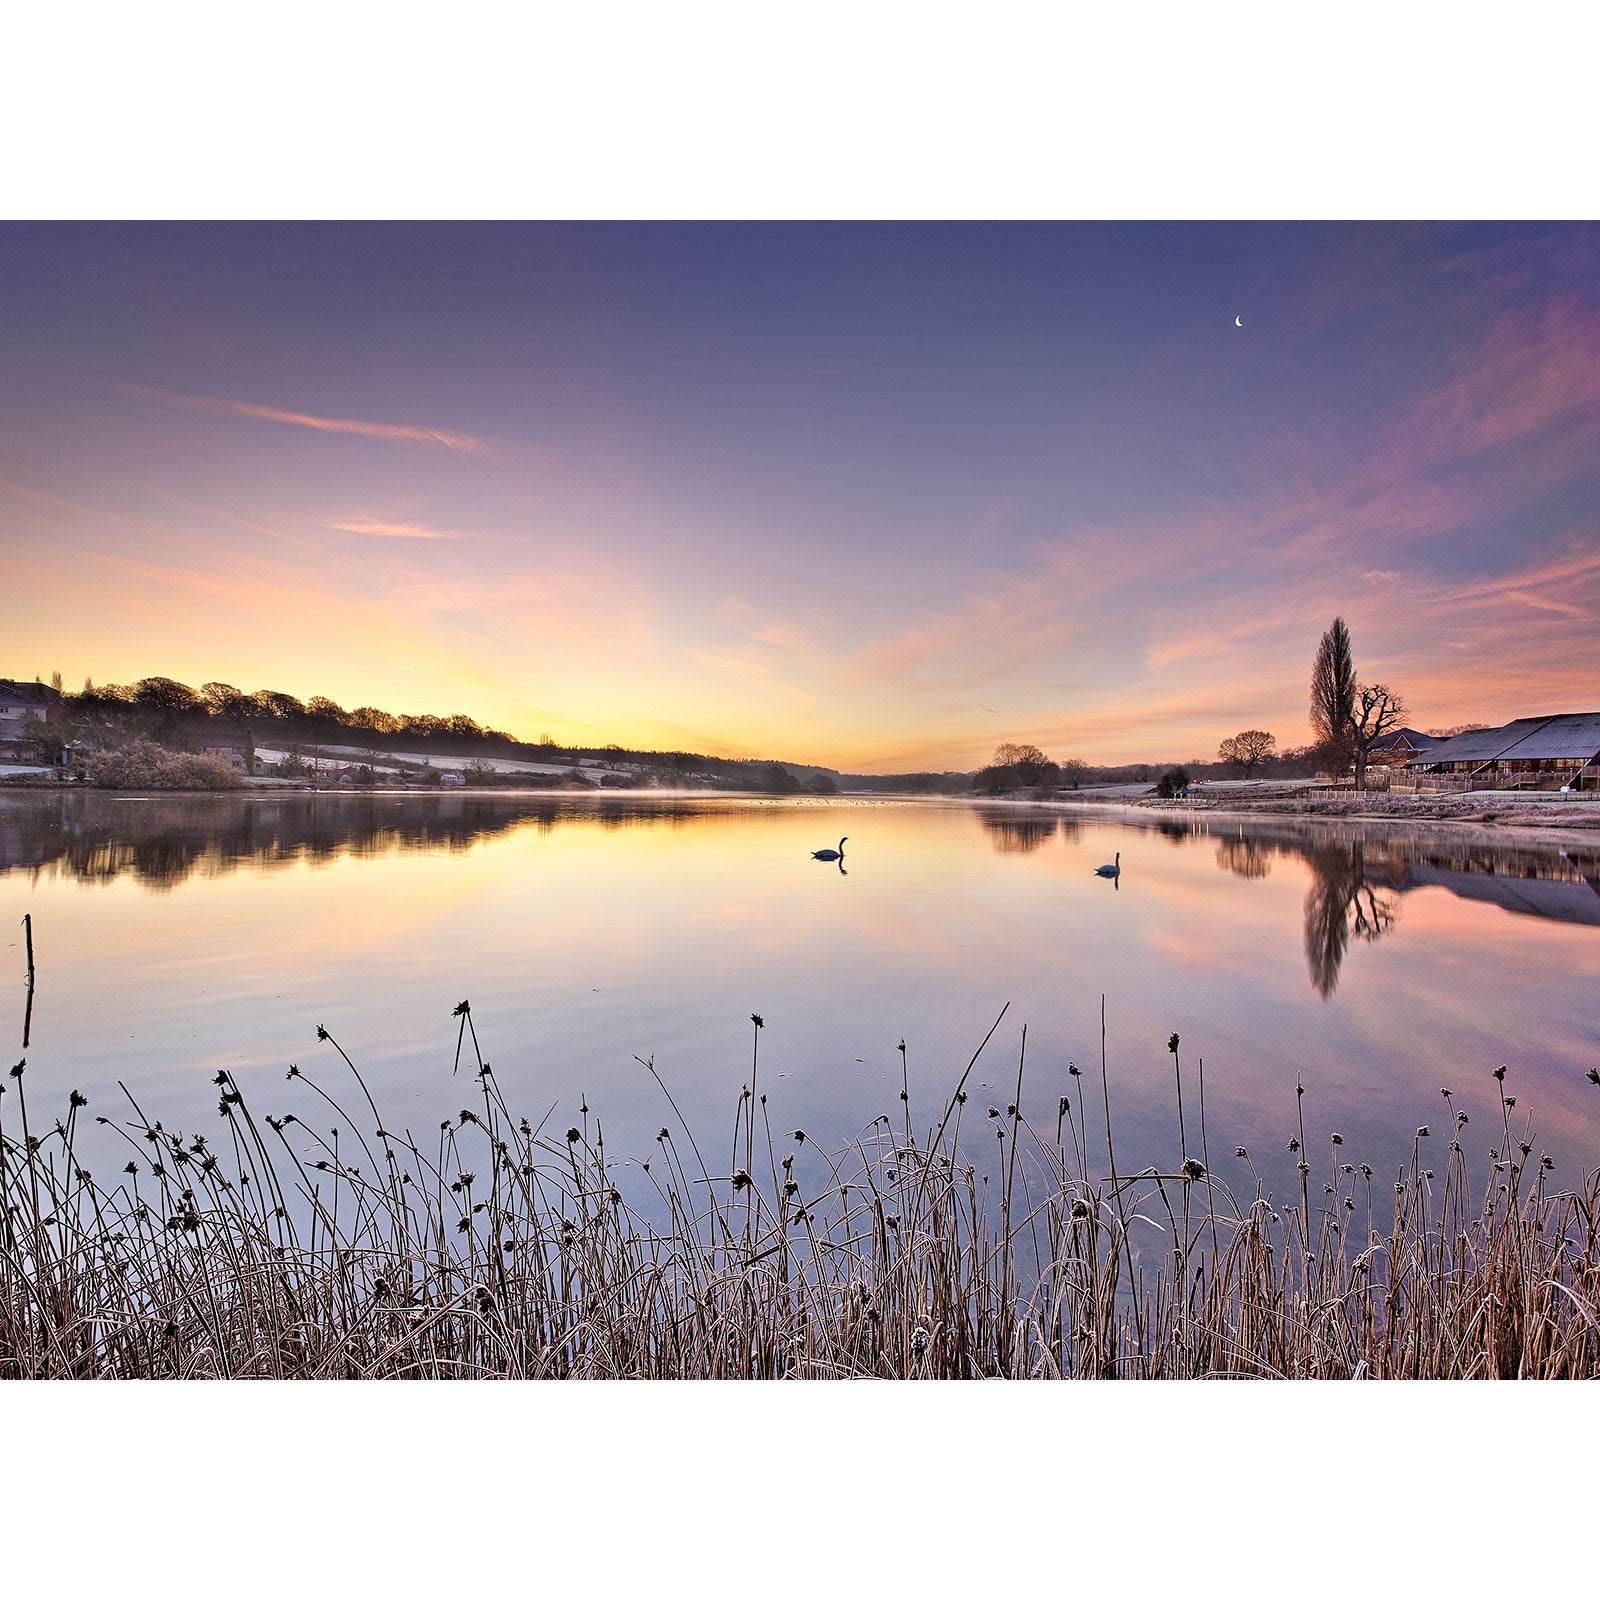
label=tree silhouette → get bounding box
[1310,618,1356,768]
[1217,729,1276,774]
[1348,683,1408,791]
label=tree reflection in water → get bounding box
[1302,842,1398,999]
[977,810,1059,854]
[0,792,717,892]
[1215,834,1273,880]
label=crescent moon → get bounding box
[1234,315,1243,327]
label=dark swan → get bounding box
[1094,851,1121,878]
[812,836,848,861]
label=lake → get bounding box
[4,790,1599,1206]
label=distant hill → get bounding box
[41,677,845,792]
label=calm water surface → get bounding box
[4,791,1599,1202]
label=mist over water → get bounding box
[4,791,1598,1207]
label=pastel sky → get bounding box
[2,222,1597,771]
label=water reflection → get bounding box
[0,792,725,892]
[6,792,1599,1217]
[976,808,1087,854]
[1215,835,1272,879]
[1302,842,1399,999]
[1202,818,1600,995]
[6,796,1599,1008]
[978,810,1059,854]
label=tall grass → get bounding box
[4,1005,1598,1378]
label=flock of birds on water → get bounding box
[812,836,1122,886]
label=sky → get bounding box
[3,220,1598,772]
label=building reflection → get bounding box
[1203,815,1600,996]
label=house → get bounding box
[197,726,253,772]
[439,770,466,787]
[1405,712,1600,790]
[0,679,63,746]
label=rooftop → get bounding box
[1407,712,1600,767]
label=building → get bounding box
[0,679,63,746]
[197,726,253,772]
[1366,727,1441,766]
[1405,712,1600,790]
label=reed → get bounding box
[3,1008,1598,1379]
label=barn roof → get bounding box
[1370,727,1438,751]
[1404,714,1600,767]
[1494,711,1600,760]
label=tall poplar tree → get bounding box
[1310,617,1356,765]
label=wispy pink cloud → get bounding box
[328,520,462,540]
[105,383,490,456]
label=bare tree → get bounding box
[1217,728,1277,775]
[1310,618,1356,765]
[201,681,250,718]
[991,741,1050,784]
[1349,683,1408,790]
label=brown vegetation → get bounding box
[83,740,243,790]
[4,1007,1597,1378]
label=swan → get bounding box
[812,836,848,861]
[1094,851,1121,877]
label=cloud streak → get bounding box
[328,520,462,540]
[105,383,489,456]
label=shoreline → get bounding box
[928,788,1600,844]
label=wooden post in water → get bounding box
[21,912,34,1049]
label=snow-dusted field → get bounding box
[254,744,604,777]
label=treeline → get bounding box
[69,677,530,760]
[53,676,844,790]
[845,740,1336,800]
